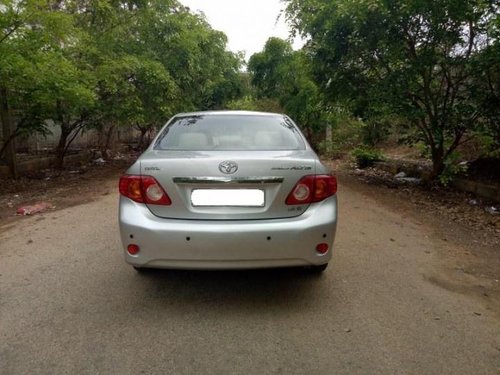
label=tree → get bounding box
[248,37,294,99]
[79,2,181,154]
[286,0,500,178]
[471,40,500,155]
[137,3,243,111]
[0,0,76,173]
[2,0,245,171]
[35,50,97,169]
[279,50,328,147]
[248,38,328,148]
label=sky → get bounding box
[179,0,304,61]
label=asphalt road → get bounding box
[1,181,499,374]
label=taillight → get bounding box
[286,175,337,205]
[119,175,171,205]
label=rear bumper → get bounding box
[119,196,337,270]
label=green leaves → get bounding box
[248,38,329,148]
[284,0,500,178]
[1,0,244,166]
[248,38,294,99]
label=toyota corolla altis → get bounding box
[118,111,337,272]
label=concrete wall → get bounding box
[452,179,500,203]
[13,121,140,152]
[0,151,94,178]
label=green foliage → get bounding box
[1,0,244,167]
[439,152,468,186]
[470,42,500,156]
[481,135,500,158]
[248,38,328,148]
[351,146,385,169]
[1,0,81,141]
[248,38,293,99]
[416,142,431,159]
[361,106,399,146]
[319,111,365,158]
[226,97,283,113]
[285,0,500,179]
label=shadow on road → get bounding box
[122,267,335,314]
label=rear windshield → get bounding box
[153,114,306,151]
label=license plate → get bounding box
[191,189,265,207]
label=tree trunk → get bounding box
[136,126,148,151]
[0,87,18,178]
[429,145,445,181]
[100,124,115,159]
[325,123,333,155]
[145,129,153,148]
[54,125,70,170]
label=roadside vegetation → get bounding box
[243,0,499,184]
[1,0,499,185]
[0,0,243,173]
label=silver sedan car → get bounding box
[119,111,337,272]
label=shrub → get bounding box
[438,152,468,186]
[351,146,385,168]
[319,118,365,159]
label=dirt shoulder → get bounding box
[0,157,134,225]
[332,162,500,248]
[329,160,500,315]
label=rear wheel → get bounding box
[308,263,328,273]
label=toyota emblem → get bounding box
[219,161,238,174]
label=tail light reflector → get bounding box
[119,175,171,205]
[316,243,329,254]
[127,244,140,255]
[286,175,337,205]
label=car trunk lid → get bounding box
[140,150,317,220]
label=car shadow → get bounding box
[127,267,334,314]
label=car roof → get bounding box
[173,110,285,117]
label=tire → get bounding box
[309,263,328,273]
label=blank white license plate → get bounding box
[191,189,265,207]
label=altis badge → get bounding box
[271,166,312,171]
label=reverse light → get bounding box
[286,175,337,205]
[291,183,311,202]
[119,175,171,205]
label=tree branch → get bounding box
[63,117,87,155]
[0,21,21,45]
[443,128,465,160]
[0,127,21,158]
[465,19,475,59]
